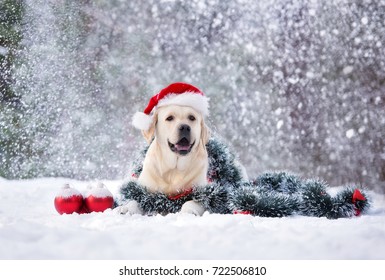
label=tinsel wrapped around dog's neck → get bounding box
[118,138,370,218]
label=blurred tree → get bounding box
[0,0,22,103]
[0,0,24,178]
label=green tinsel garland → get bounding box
[119,138,370,218]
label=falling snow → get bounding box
[1,0,385,193]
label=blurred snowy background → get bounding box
[1,0,384,192]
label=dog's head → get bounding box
[142,105,209,156]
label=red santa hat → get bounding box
[132,82,209,130]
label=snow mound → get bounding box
[0,177,384,260]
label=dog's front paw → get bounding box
[114,200,143,215]
[180,200,205,216]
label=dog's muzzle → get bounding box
[168,124,195,155]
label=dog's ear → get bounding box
[200,120,210,145]
[142,113,157,144]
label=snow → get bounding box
[1,177,385,260]
[342,65,354,75]
[345,129,355,139]
[0,46,8,56]
[84,183,113,198]
[361,17,369,25]
[55,184,82,198]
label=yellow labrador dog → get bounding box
[118,83,210,215]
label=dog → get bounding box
[117,83,211,215]
[139,105,210,195]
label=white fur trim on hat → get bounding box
[132,112,153,131]
[157,93,210,116]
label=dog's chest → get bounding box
[139,141,208,195]
[156,163,207,194]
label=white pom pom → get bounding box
[132,112,153,130]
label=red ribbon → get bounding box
[233,210,252,215]
[168,188,194,200]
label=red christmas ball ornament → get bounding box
[54,184,83,215]
[84,183,114,213]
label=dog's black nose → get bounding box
[179,124,191,139]
[179,124,191,132]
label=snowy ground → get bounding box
[0,177,385,260]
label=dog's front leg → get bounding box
[180,200,205,216]
[114,200,143,215]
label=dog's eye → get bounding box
[166,116,174,121]
[188,115,196,121]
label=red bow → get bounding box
[352,189,366,216]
